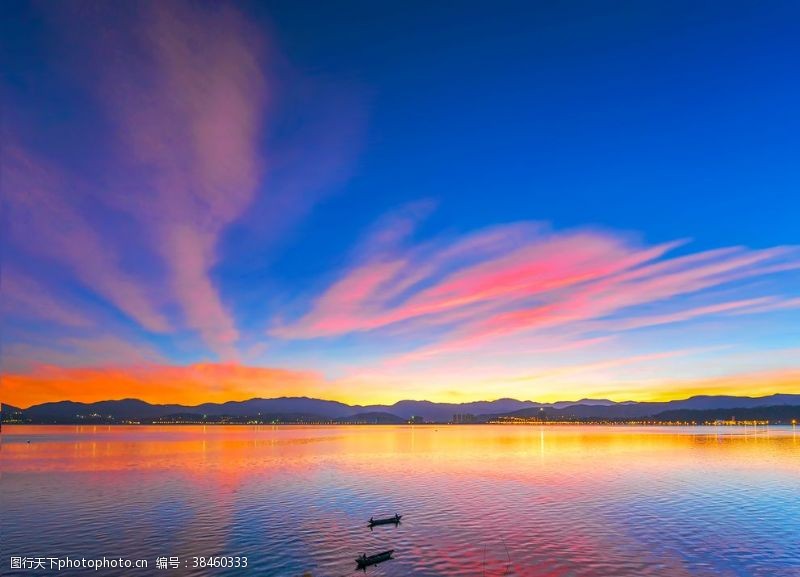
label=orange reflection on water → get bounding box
[3,424,798,475]
[3,425,799,576]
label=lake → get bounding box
[2,425,799,576]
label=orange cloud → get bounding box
[2,362,799,409]
[2,363,325,409]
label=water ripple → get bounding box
[2,425,799,576]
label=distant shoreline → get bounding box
[3,395,799,427]
[2,420,796,427]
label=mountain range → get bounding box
[3,393,800,423]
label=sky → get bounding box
[2,0,799,408]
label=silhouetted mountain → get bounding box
[666,394,800,410]
[654,405,800,423]
[493,394,800,420]
[5,393,800,424]
[362,398,542,421]
[494,404,645,420]
[22,399,186,420]
[1,403,24,421]
[190,397,355,418]
[16,397,354,421]
[551,398,626,408]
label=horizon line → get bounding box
[4,391,799,412]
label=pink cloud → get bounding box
[3,335,164,374]
[274,218,680,339]
[94,1,271,356]
[2,268,94,328]
[2,148,170,332]
[5,1,365,364]
[273,208,800,366]
[449,245,798,349]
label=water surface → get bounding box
[2,425,799,576]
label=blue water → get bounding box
[1,425,799,576]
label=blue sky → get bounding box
[2,1,799,406]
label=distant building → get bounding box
[452,413,477,424]
[408,415,425,424]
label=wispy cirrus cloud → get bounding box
[273,206,800,361]
[1,267,94,329]
[3,1,362,363]
[439,244,798,355]
[272,221,678,339]
[2,148,171,333]
[3,335,164,374]
[2,2,266,353]
[93,1,271,357]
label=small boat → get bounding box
[355,550,394,568]
[368,514,402,527]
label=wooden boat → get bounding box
[368,514,402,527]
[355,550,394,568]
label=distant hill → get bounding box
[13,396,356,422]
[3,393,800,424]
[21,399,185,420]
[550,398,626,408]
[490,394,800,420]
[654,405,800,424]
[361,398,542,421]
[3,396,544,423]
[190,397,355,418]
[1,403,24,422]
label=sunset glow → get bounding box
[4,5,800,577]
[2,1,799,409]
